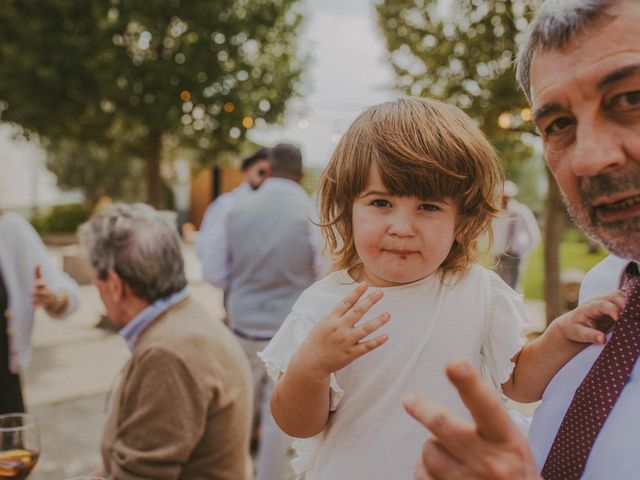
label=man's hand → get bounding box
[403,360,542,480]
[32,265,56,308]
[32,265,68,315]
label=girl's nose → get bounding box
[387,213,415,237]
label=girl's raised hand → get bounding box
[294,282,390,378]
[555,290,626,345]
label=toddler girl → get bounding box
[259,97,623,479]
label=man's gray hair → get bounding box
[270,143,303,179]
[516,0,619,102]
[79,203,187,302]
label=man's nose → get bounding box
[572,121,627,177]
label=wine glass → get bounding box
[0,413,40,479]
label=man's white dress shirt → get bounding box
[528,255,640,479]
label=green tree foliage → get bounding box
[0,0,306,207]
[46,139,147,210]
[375,0,540,164]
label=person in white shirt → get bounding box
[0,211,79,413]
[260,97,621,480]
[492,180,541,289]
[404,1,640,478]
[196,147,270,288]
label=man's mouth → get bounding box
[594,194,640,221]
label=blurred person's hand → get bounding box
[32,265,68,316]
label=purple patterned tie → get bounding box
[541,262,640,480]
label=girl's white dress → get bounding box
[259,265,529,480]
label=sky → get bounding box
[249,0,398,167]
[0,0,396,209]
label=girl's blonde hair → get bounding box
[318,97,503,276]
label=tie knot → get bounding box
[622,262,640,292]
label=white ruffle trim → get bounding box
[258,310,345,478]
[481,274,531,393]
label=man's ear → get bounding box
[106,270,126,302]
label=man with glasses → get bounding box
[197,147,271,288]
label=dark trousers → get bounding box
[1,318,25,414]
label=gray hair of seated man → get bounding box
[78,203,187,303]
[516,0,620,102]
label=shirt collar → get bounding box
[235,182,253,194]
[119,288,189,350]
[260,177,304,193]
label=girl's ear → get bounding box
[454,217,467,244]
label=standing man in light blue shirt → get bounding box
[403,0,640,478]
[219,143,322,480]
[197,147,271,288]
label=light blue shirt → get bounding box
[196,182,253,289]
[119,288,189,350]
[528,256,640,479]
[198,178,325,293]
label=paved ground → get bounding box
[23,245,545,479]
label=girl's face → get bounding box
[350,165,458,287]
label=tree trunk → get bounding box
[145,129,164,208]
[544,167,565,325]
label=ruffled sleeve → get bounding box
[258,303,345,411]
[480,272,531,393]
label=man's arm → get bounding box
[106,349,209,479]
[13,212,80,317]
[403,360,542,480]
[196,198,233,290]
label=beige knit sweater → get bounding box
[101,297,253,479]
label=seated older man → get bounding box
[79,203,252,480]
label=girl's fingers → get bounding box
[331,282,369,317]
[588,291,626,315]
[352,312,390,340]
[585,299,623,322]
[354,333,389,357]
[609,290,627,310]
[344,290,384,327]
[573,324,606,345]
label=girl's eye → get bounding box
[418,203,439,211]
[371,199,391,208]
